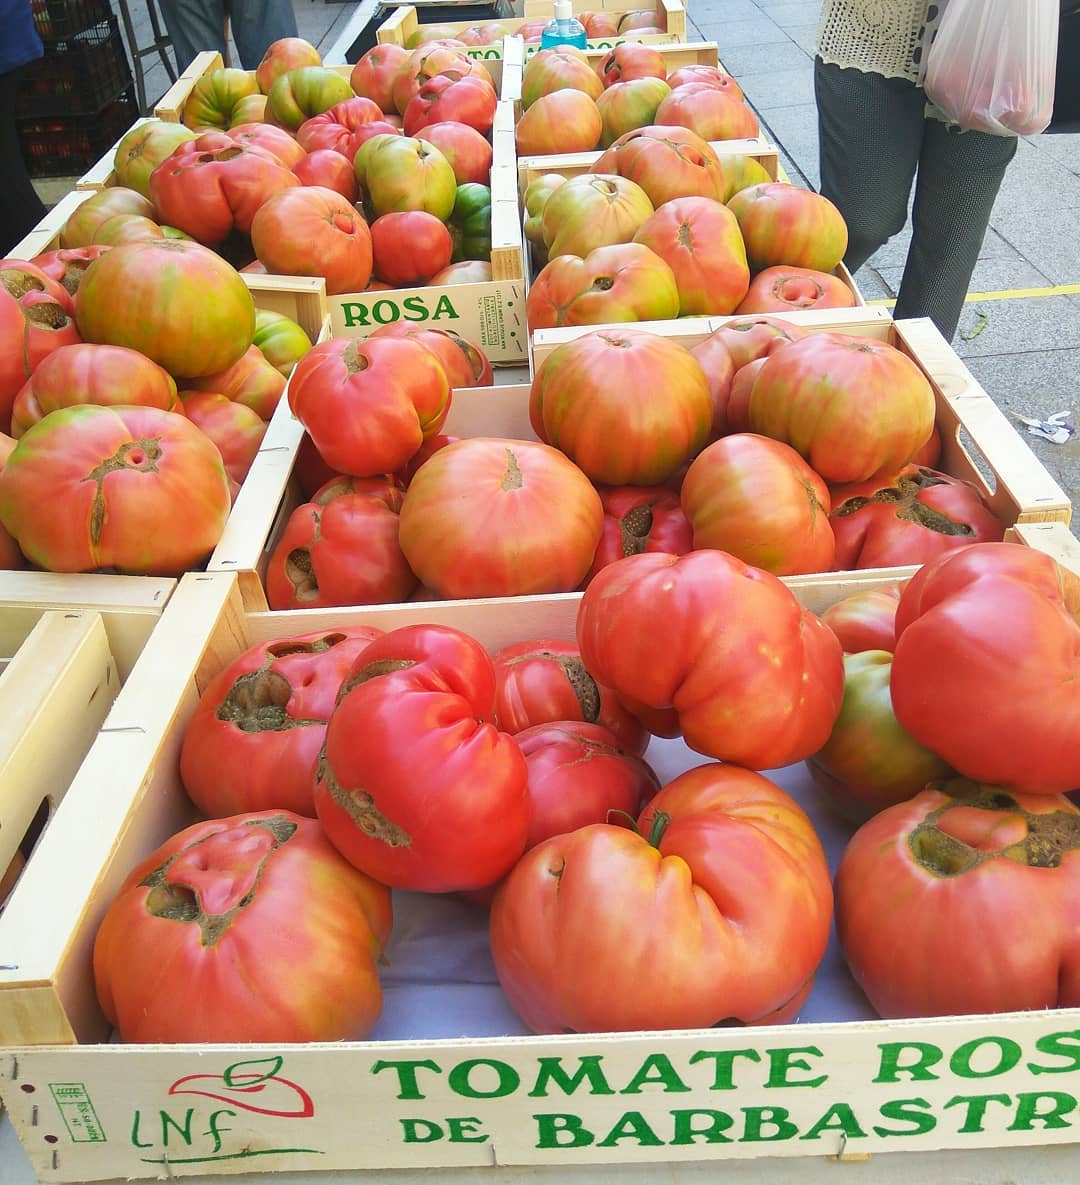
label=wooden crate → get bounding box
[533,311,1072,526]
[206,311,1069,618]
[0,573,176,923]
[376,0,687,56]
[1,522,1079,1181]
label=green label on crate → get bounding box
[50,1082,106,1142]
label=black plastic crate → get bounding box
[17,85,138,178]
[17,16,133,117]
[31,0,114,42]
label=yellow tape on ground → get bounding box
[866,282,1080,308]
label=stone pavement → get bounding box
[101,0,1080,522]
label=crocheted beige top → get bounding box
[817,0,937,83]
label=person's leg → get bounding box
[894,119,1018,340]
[814,58,926,272]
[0,69,46,257]
[228,0,298,69]
[156,0,227,74]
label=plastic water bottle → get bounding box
[540,0,587,49]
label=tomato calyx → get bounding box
[314,749,412,847]
[139,814,297,945]
[908,779,1080,877]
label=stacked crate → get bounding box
[18,0,139,177]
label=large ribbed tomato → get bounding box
[593,125,729,207]
[530,328,712,486]
[576,549,844,768]
[890,542,1080,795]
[314,624,530,892]
[836,780,1080,1018]
[93,811,393,1042]
[74,239,255,380]
[0,405,230,575]
[726,181,848,273]
[747,332,937,484]
[490,763,833,1032]
[398,437,603,598]
[287,336,450,476]
[180,625,383,818]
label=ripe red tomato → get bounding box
[180,391,266,493]
[583,484,692,585]
[490,763,833,1032]
[264,475,417,609]
[890,542,1080,795]
[491,638,650,755]
[398,437,604,599]
[180,625,383,817]
[370,210,453,285]
[370,324,492,388]
[287,336,450,477]
[819,583,902,653]
[314,624,530,892]
[829,464,1004,568]
[93,811,393,1042]
[576,549,845,768]
[836,781,1080,1017]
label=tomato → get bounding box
[491,638,649,754]
[29,244,110,298]
[0,260,82,433]
[359,134,458,222]
[391,44,486,115]
[149,136,300,244]
[656,82,760,140]
[680,433,836,576]
[525,242,679,333]
[515,90,602,157]
[540,173,655,259]
[265,66,355,131]
[398,437,604,598]
[93,811,392,1042]
[632,195,750,316]
[829,464,1004,568]
[890,541,1080,795]
[490,763,833,1032]
[369,323,492,389]
[251,186,374,297]
[530,328,712,486]
[180,625,382,817]
[596,77,672,148]
[403,72,498,137]
[576,549,845,767]
[726,182,849,273]
[75,239,255,380]
[252,308,312,377]
[256,36,322,92]
[293,148,358,202]
[699,314,807,371]
[416,120,493,185]
[0,405,231,575]
[59,188,156,249]
[520,45,604,109]
[836,780,1080,1018]
[182,68,261,130]
[597,42,667,87]
[112,120,198,198]
[13,343,179,438]
[583,484,692,586]
[448,182,491,263]
[667,65,744,99]
[287,336,450,476]
[819,583,902,653]
[350,43,410,113]
[314,624,530,892]
[180,391,266,494]
[807,649,953,822]
[748,332,937,484]
[735,265,856,314]
[227,122,308,169]
[184,344,287,421]
[265,475,416,609]
[296,96,385,157]
[370,210,452,285]
[594,125,729,206]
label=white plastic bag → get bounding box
[923,0,1060,136]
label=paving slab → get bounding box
[747,0,822,29]
[752,101,819,186]
[693,15,791,49]
[714,37,812,79]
